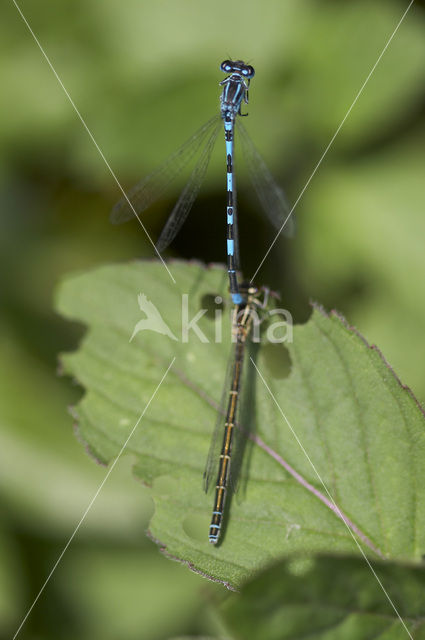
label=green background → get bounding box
[1,0,424,638]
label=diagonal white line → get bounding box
[250,357,413,639]
[251,0,415,284]
[12,357,176,640]
[11,0,176,285]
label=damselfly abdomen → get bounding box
[204,282,273,544]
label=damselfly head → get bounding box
[220,59,255,79]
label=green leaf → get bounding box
[55,261,425,590]
[221,553,425,640]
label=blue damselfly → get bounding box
[111,59,293,303]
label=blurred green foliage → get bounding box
[222,553,425,639]
[1,0,424,638]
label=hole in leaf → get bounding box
[261,342,292,379]
[182,512,208,543]
[200,293,226,320]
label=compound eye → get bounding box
[220,59,232,73]
[246,65,255,78]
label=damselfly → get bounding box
[204,282,273,544]
[111,59,293,304]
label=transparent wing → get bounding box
[156,119,221,251]
[110,115,220,224]
[236,120,295,238]
[203,341,236,495]
[203,318,253,496]
[230,339,258,499]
